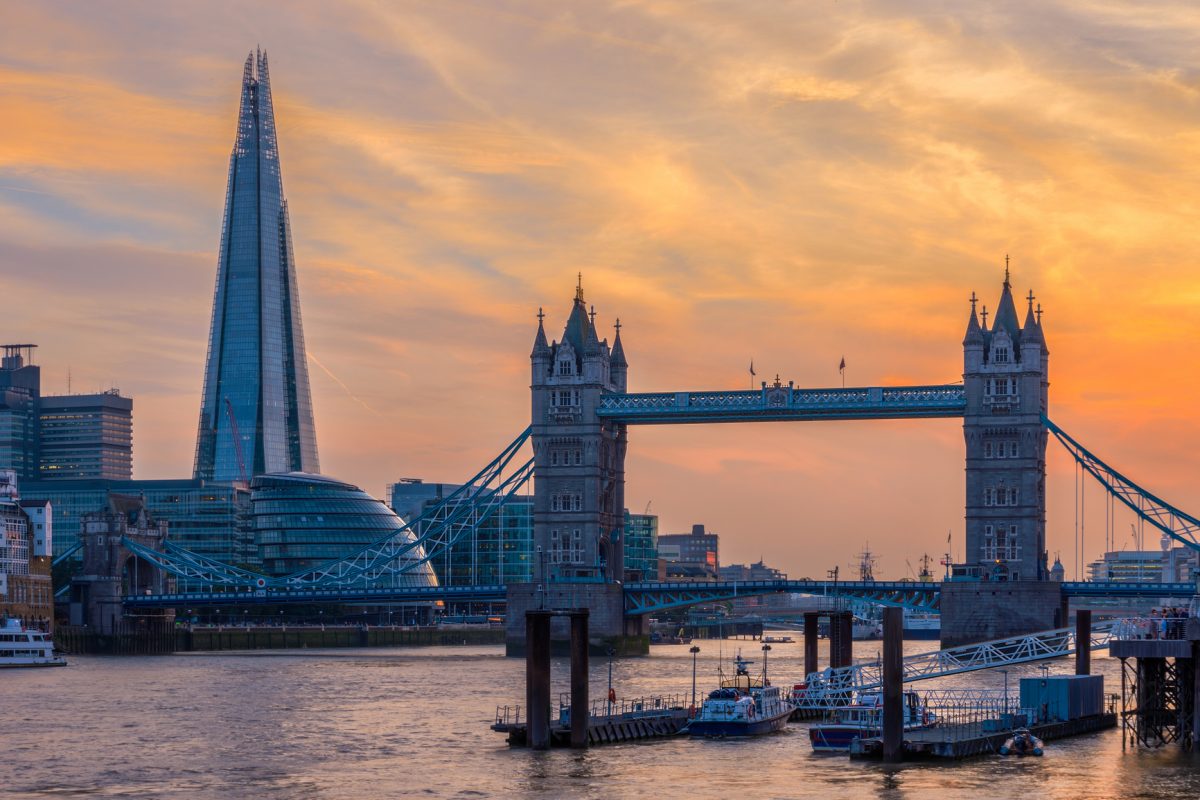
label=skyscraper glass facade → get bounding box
[194,50,319,482]
[623,510,659,581]
[253,473,437,588]
[389,481,534,587]
[39,392,133,480]
[19,479,252,566]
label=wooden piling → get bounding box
[526,610,552,750]
[569,610,590,749]
[881,607,904,762]
[804,612,819,677]
[1075,609,1091,675]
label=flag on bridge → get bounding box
[839,357,846,374]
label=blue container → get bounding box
[1020,675,1103,722]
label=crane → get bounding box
[223,397,248,484]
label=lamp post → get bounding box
[607,646,616,716]
[1000,669,1010,716]
[689,645,701,711]
[761,643,772,683]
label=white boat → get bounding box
[688,652,795,737]
[0,618,66,667]
[809,690,936,752]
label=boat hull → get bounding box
[810,722,936,753]
[689,708,791,738]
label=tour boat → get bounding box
[808,690,935,752]
[688,652,795,737]
[762,635,794,644]
[0,618,66,668]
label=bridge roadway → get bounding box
[120,578,1196,610]
[595,385,966,424]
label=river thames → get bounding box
[4,638,1198,799]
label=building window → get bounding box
[573,449,582,465]
[984,442,993,458]
[557,359,573,376]
[1008,441,1018,458]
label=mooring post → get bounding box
[804,612,819,677]
[881,607,904,762]
[569,610,590,749]
[827,612,843,669]
[839,611,854,668]
[526,610,552,750]
[1075,608,1092,675]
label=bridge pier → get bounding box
[1075,609,1091,675]
[570,611,589,748]
[939,581,1061,648]
[829,611,853,669]
[505,583,646,656]
[881,607,904,762]
[526,610,552,750]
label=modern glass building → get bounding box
[253,473,437,588]
[0,345,41,481]
[194,50,319,483]
[389,480,534,587]
[19,478,252,566]
[39,391,133,480]
[623,510,659,581]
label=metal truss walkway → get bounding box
[796,620,1119,710]
[624,579,942,614]
[597,384,965,424]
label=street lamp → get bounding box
[607,646,616,716]
[761,643,772,683]
[689,645,701,712]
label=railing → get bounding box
[1110,615,1194,641]
[795,620,1119,709]
[495,704,522,727]
[560,693,689,723]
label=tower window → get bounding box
[557,359,573,376]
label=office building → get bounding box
[0,471,53,627]
[253,473,437,587]
[659,524,720,580]
[0,345,41,480]
[389,479,534,587]
[623,509,658,582]
[194,51,319,482]
[39,391,133,480]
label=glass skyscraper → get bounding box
[194,50,319,482]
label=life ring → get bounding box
[688,705,697,719]
[608,688,617,703]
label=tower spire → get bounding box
[575,272,584,303]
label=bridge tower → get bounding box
[944,265,1060,645]
[68,493,174,634]
[506,279,639,654]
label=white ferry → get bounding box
[0,618,66,667]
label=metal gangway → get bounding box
[794,620,1118,710]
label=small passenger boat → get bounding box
[762,635,794,644]
[688,652,795,738]
[0,618,66,668]
[808,690,935,752]
[999,728,1044,756]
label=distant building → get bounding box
[0,344,134,482]
[0,470,53,628]
[719,559,786,582]
[659,524,719,580]
[0,345,40,481]
[389,479,533,587]
[623,510,658,582]
[1087,539,1199,584]
[193,51,320,482]
[39,391,133,480]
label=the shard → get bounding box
[194,50,319,482]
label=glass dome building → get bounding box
[251,472,438,587]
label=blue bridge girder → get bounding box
[121,578,1196,611]
[623,579,942,614]
[596,384,966,424]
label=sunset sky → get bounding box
[3,1,1198,580]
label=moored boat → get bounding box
[809,690,935,752]
[762,635,794,644]
[1000,728,1044,756]
[688,651,794,737]
[0,618,66,668]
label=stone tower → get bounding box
[529,278,628,583]
[961,266,1050,581]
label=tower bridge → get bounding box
[111,270,1200,655]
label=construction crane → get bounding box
[223,397,248,484]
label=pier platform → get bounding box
[493,695,690,747]
[849,713,1116,760]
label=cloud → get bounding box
[2,0,1198,577]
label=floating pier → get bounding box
[493,695,690,746]
[850,713,1117,760]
